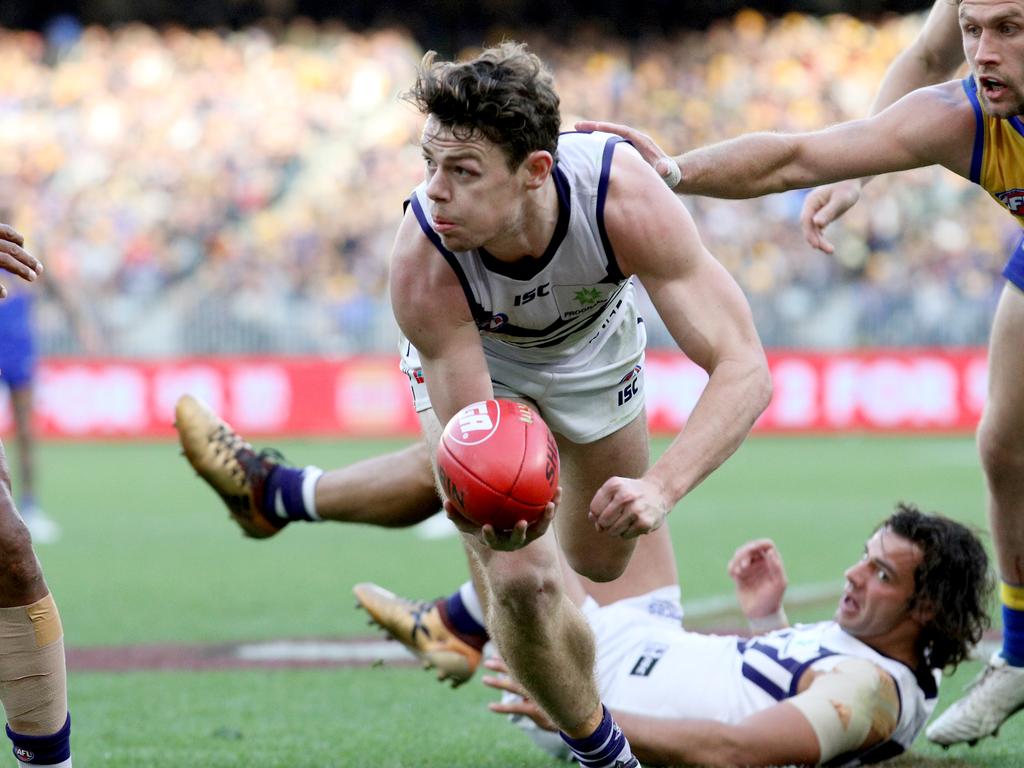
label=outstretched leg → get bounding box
[175,395,440,538]
[0,442,71,766]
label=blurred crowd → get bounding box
[0,12,1013,355]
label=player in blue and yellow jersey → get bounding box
[579,0,1024,750]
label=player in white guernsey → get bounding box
[387,42,771,768]
[477,504,992,767]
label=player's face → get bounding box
[420,116,526,252]
[961,0,1024,118]
[836,528,923,643]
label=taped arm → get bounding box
[614,658,898,767]
[787,658,900,765]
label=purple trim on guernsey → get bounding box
[408,194,489,324]
[478,164,571,280]
[962,76,985,185]
[596,136,627,283]
[1004,236,1024,292]
[1010,116,1024,139]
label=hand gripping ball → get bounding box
[437,399,559,530]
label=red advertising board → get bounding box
[0,350,988,438]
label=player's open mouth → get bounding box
[981,76,1007,97]
[840,592,859,613]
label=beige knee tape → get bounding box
[788,658,898,764]
[0,593,68,734]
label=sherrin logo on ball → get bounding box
[438,399,559,531]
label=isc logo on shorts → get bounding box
[616,365,643,407]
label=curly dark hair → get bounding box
[403,41,561,170]
[883,503,993,671]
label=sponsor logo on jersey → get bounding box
[573,287,602,306]
[477,313,508,332]
[553,284,616,321]
[996,188,1024,215]
[411,367,425,384]
[513,283,550,306]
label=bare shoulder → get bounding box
[877,79,977,174]
[601,140,702,278]
[389,207,471,343]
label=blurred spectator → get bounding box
[0,12,1011,355]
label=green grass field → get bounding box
[18,434,1022,767]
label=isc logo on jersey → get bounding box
[451,401,500,444]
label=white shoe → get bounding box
[20,506,61,545]
[926,651,1024,746]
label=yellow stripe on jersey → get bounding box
[965,76,1024,226]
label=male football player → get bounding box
[361,504,991,767]
[184,41,773,768]
[0,223,73,766]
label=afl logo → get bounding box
[448,400,501,445]
[478,313,508,331]
[996,188,1024,215]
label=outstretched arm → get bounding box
[577,79,972,200]
[589,143,771,538]
[487,654,899,767]
[802,0,965,252]
[0,223,44,299]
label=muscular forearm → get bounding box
[673,133,809,198]
[616,712,756,767]
[645,356,770,504]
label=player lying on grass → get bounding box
[358,505,992,768]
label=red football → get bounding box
[437,399,559,530]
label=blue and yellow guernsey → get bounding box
[408,131,637,366]
[963,76,1024,288]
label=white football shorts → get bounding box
[399,303,647,444]
[582,587,757,723]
